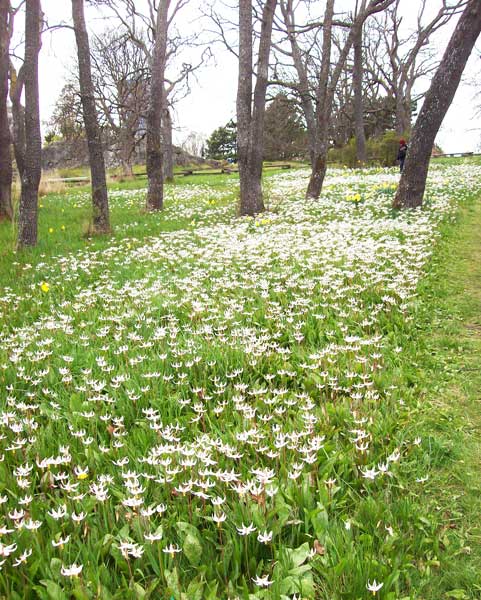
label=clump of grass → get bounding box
[39,173,68,197]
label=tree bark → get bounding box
[72,0,110,233]
[146,0,169,211]
[306,116,331,199]
[395,93,410,135]
[237,0,277,216]
[353,24,367,165]
[394,0,481,209]
[162,106,174,182]
[119,127,135,177]
[0,0,12,221]
[281,0,317,163]
[9,63,26,179]
[17,0,41,248]
[305,0,334,199]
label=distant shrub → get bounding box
[368,131,406,167]
[328,138,357,167]
[328,131,409,168]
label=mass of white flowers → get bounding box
[0,163,479,596]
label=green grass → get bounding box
[402,198,481,599]
[430,155,481,167]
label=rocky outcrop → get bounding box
[41,138,210,172]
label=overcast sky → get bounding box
[33,0,481,153]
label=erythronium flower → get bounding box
[61,563,83,577]
[236,522,256,536]
[366,579,383,594]
[0,526,14,535]
[144,532,163,542]
[48,505,68,520]
[361,467,379,480]
[119,542,144,558]
[252,574,273,587]
[52,535,71,548]
[162,544,182,558]
[257,530,273,543]
[0,543,17,557]
[212,512,227,526]
[74,466,89,480]
[22,519,42,530]
[13,548,32,566]
[71,511,87,522]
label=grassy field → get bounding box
[0,161,480,599]
[407,197,481,599]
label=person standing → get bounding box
[397,139,408,172]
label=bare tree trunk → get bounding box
[353,24,367,165]
[280,0,317,163]
[403,81,413,136]
[72,0,110,234]
[395,93,410,135]
[9,63,26,179]
[305,0,334,199]
[120,158,134,178]
[237,0,277,216]
[394,0,481,209]
[162,106,174,182]
[306,114,330,199]
[146,0,169,211]
[237,0,255,214]
[17,0,41,248]
[0,0,12,221]
[119,129,135,177]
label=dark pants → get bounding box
[399,158,405,173]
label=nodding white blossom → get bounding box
[61,563,83,577]
[361,468,379,481]
[236,522,257,536]
[48,505,68,520]
[252,574,273,587]
[162,544,182,557]
[144,532,163,542]
[52,535,71,548]
[257,530,273,544]
[416,475,429,483]
[22,519,42,531]
[366,579,383,594]
[119,542,144,559]
[0,543,17,557]
[212,512,227,526]
[13,548,32,566]
[71,511,87,523]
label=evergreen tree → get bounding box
[263,93,306,160]
[206,120,237,160]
